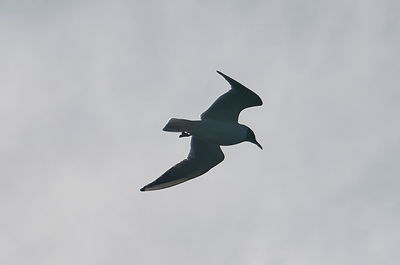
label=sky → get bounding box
[1,0,399,264]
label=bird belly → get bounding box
[192,119,247,146]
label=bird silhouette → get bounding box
[140,71,262,191]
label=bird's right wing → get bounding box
[140,137,224,191]
[200,71,263,122]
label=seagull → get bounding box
[140,71,263,191]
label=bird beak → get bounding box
[253,139,263,150]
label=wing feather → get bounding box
[140,137,224,191]
[200,71,263,122]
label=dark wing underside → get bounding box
[140,137,224,191]
[200,71,263,122]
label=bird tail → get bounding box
[163,118,199,133]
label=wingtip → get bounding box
[216,70,225,77]
[215,70,243,89]
[140,186,146,192]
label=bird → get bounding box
[140,71,263,192]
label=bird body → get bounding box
[164,118,249,146]
[140,71,263,192]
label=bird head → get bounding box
[246,128,262,149]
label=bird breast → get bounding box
[192,119,248,146]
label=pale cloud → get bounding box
[1,1,399,264]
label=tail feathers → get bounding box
[163,118,198,133]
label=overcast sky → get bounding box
[1,0,399,264]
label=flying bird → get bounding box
[140,71,262,191]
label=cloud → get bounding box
[1,1,399,264]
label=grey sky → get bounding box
[1,0,399,264]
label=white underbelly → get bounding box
[192,119,247,146]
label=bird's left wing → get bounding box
[200,71,263,122]
[140,137,224,191]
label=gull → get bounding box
[140,71,262,191]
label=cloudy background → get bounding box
[1,0,399,264]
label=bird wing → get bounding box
[200,71,263,122]
[140,137,224,191]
